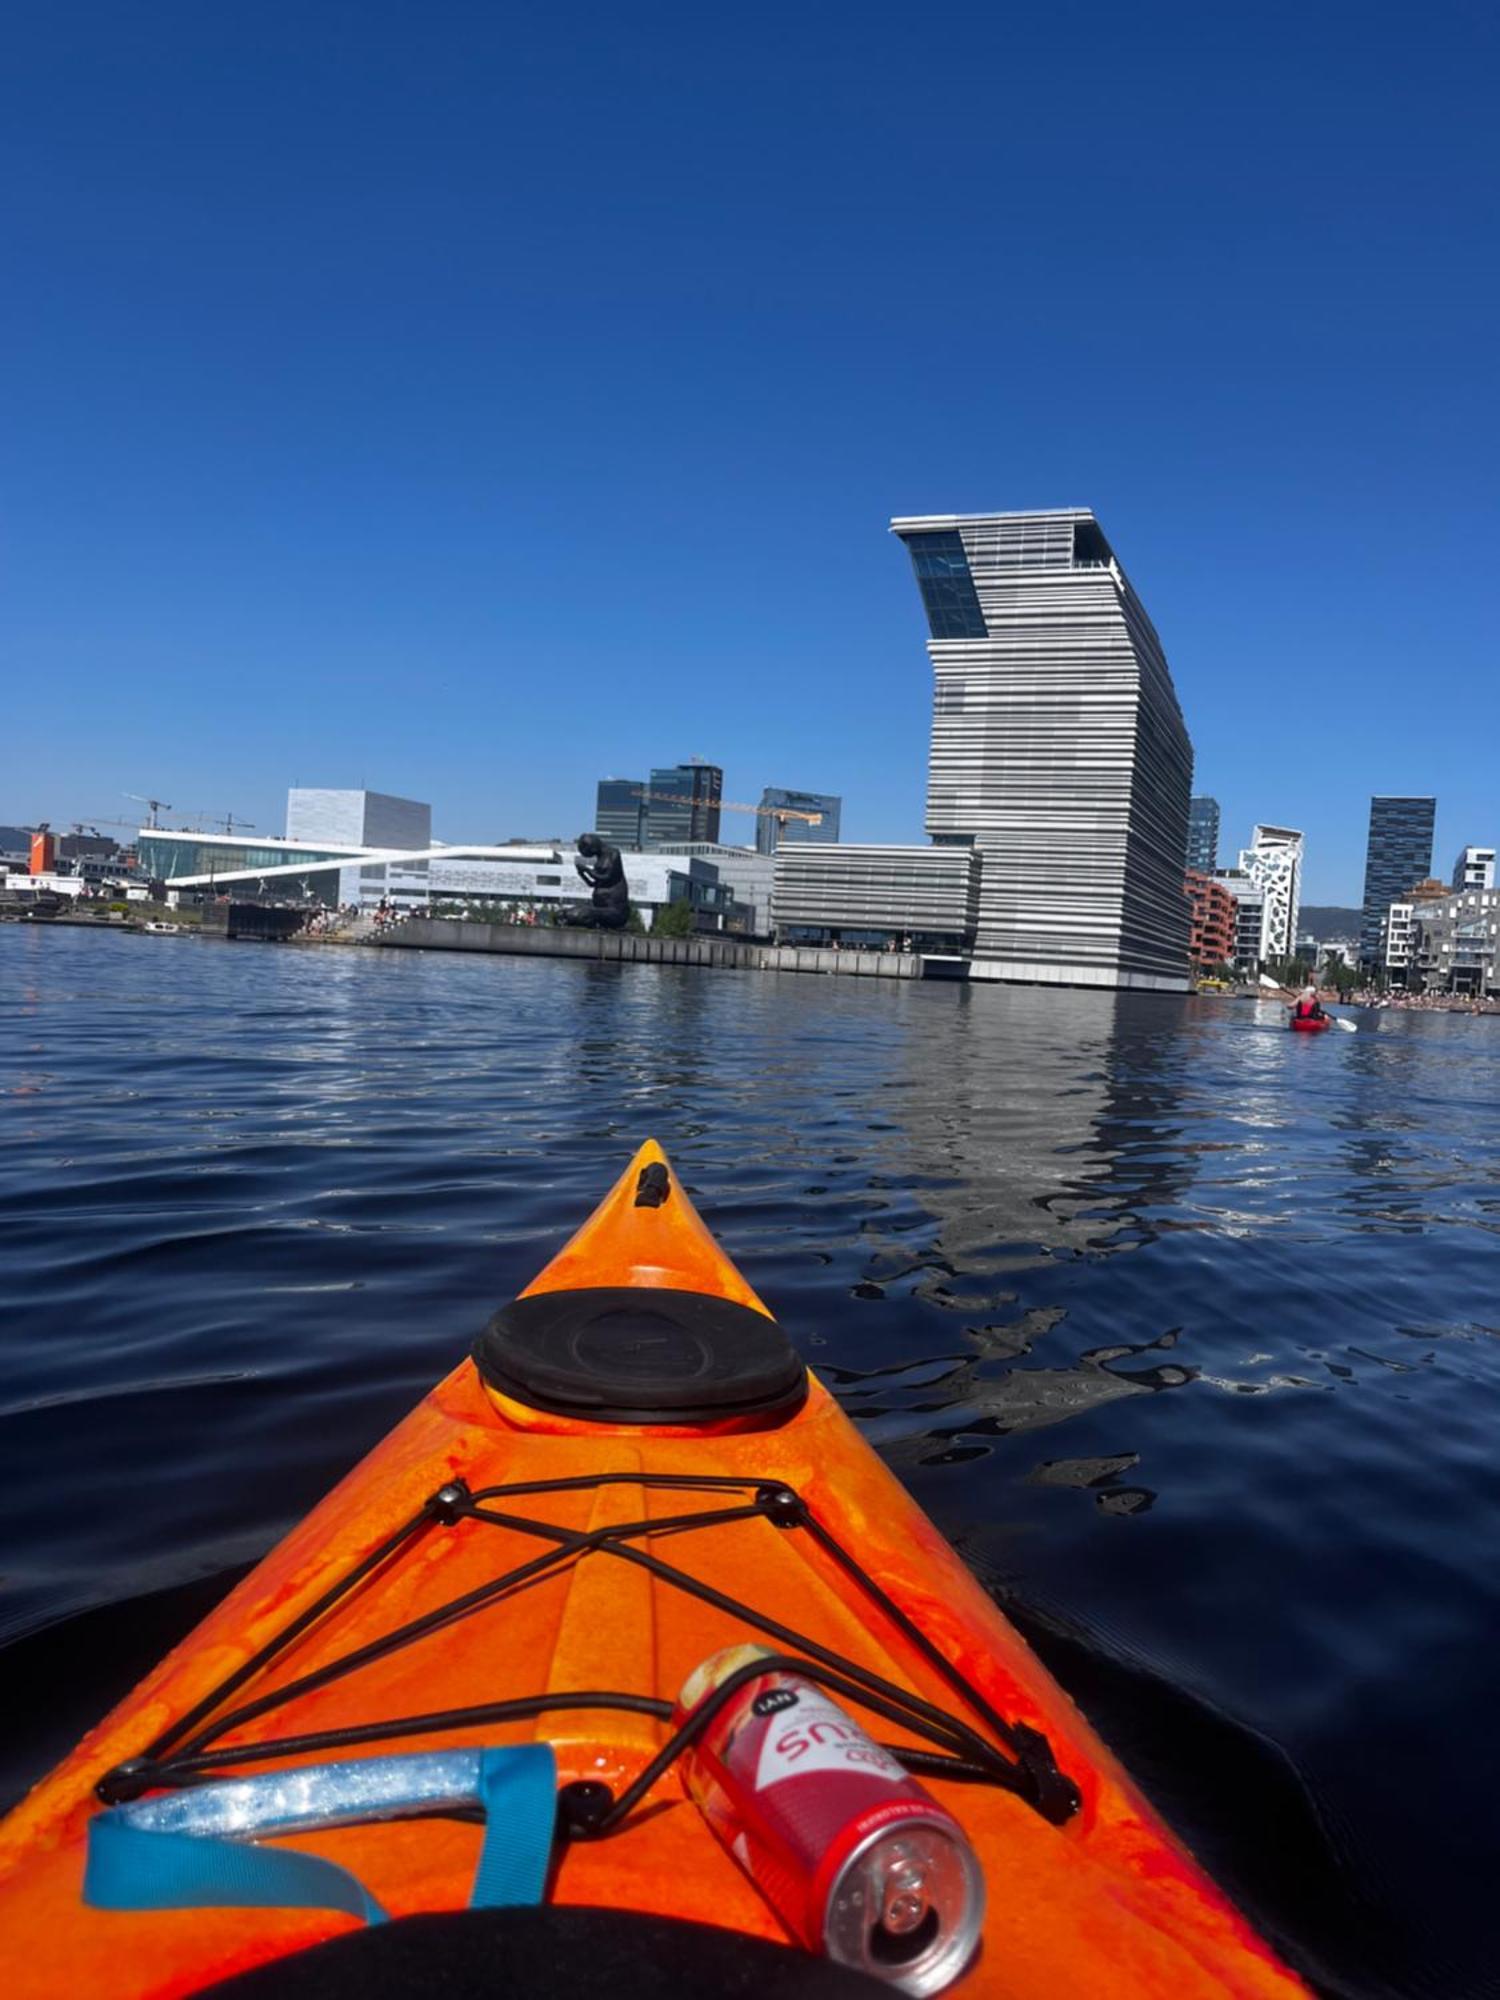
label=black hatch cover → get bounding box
[472,1286,806,1425]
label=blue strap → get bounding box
[471,1741,556,1908]
[84,1813,390,1924]
[84,1744,556,1923]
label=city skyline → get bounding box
[4,3,1495,903]
[12,756,1487,914]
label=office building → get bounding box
[56,831,122,864]
[1359,797,1435,968]
[754,788,842,855]
[771,845,978,950]
[652,842,776,935]
[1187,796,1220,873]
[1453,845,1496,892]
[1235,825,1303,961]
[1185,870,1236,970]
[891,508,1193,990]
[595,779,645,850]
[645,763,722,847]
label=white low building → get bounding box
[133,827,709,927]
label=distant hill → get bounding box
[1300,905,1362,938]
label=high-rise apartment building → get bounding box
[754,788,842,855]
[891,508,1193,989]
[595,778,645,849]
[1187,796,1220,873]
[1237,824,1303,961]
[1185,869,1236,969]
[1359,797,1435,967]
[645,763,722,847]
[1452,845,1496,892]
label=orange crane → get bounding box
[627,787,822,829]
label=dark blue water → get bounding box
[6,925,1500,1996]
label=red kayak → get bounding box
[1288,1014,1330,1033]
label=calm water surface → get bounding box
[5,926,1500,1997]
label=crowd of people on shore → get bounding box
[301,903,358,936]
[1348,987,1500,1015]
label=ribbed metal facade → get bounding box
[771,844,978,940]
[891,508,1193,989]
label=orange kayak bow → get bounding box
[0,1142,1308,1997]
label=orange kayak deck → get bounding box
[0,1142,1308,1997]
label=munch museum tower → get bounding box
[892,508,1193,990]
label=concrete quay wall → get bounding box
[368,918,923,980]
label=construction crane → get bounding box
[74,817,140,834]
[180,811,256,836]
[124,793,172,828]
[627,786,822,828]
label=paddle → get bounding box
[1257,971,1356,1030]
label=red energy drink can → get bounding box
[678,1645,985,1994]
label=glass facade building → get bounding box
[1359,796,1436,968]
[892,508,1193,990]
[755,788,842,855]
[645,763,722,847]
[595,778,645,849]
[136,834,355,881]
[136,833,350,905]
[1187,796,1220,873]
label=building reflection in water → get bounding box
[834,983,1204,1480]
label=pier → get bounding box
[364,915,929,979]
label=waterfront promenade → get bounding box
[362,913,928,979]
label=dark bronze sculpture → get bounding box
[571,833,630,929]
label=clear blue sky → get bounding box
[4,0,1496,901]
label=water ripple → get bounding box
[4,928,1500,1994]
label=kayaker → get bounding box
[1291,984,1326,1025]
